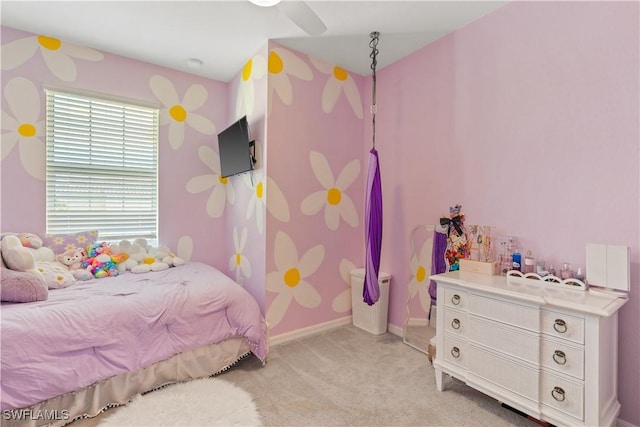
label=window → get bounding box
[46,89,159,243]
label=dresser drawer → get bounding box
[468,316,539,364]
[541,310,585,344]
[467,344,538,401]
[541,372,584,421]
[468,294,539,332]
[541,338,584,380]
[443,287,468,311]
[443,333,467,368]
[444,308,467,336]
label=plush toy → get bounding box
[1,252,48,303]
[106,239,184,274]
[162,251,186,267]
[109,240,139,272]
[149,244,185,267]
[57,247,87,270]
[82,242,125,278]
[17,232,55,262]
[56,247,93,281]
[18,232,41,249]
[2,235,76,289]
[1,235,42,276]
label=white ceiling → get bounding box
[1,0,508,83]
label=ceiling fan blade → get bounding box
[277,1,327,36]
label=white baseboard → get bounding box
[269,316,352,346]
[269,318,404,346]
[387,323,403,337]
[617,418,638,427]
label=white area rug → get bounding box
[98,378,262,426]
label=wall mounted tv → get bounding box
[217,115,255,178]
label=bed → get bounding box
[0,261,268,427]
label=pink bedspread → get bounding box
[0,262,268,411]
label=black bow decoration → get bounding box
[440,216,463,237]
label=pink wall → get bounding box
[0,26,231,270]
[2,1,638,423]
[263,42,365,335]
[225,44,269,309]
[376,2,639,424]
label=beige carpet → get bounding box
[71,325,538,426]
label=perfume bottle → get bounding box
[548,264,556,277]
[524,250,535,274]
[560,262,573,279]
[536,257,547,276]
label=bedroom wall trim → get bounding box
[387,323,403,337]
[269,317,352,346]
[42,82,161,110]
[616,419,639,427]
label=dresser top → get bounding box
[430,271,628,317]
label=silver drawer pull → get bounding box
[553,319,568,333]
[551,386,566,402]
[451,346,460,358]
[451,294,461,305]
[451,318,461,330]
[553,350,567,365]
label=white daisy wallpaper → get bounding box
[2,3,639,420]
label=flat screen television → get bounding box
[217,115,255,178]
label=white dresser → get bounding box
[430,271,628,427]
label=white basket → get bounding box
[350,269,391,335]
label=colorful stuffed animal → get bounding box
[82,242,125,278]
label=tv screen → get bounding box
[217,116,254,178]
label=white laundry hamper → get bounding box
[350,268,391,335]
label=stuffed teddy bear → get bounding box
[17,232,55,262]
[56,247,93,281]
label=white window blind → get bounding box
[46,90,159,243]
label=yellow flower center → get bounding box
[268,51,284,74]
[327,187,341,205]
[242,59,253,82]
[218,175,228,185]
[169,104,187,122]
[416,266,426,283]
[333,66,348,81]
[38,35,61,51]
[284,268,300,287]
[256,181,264,199]
[18,123,36,137]
[235,253,242,266]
